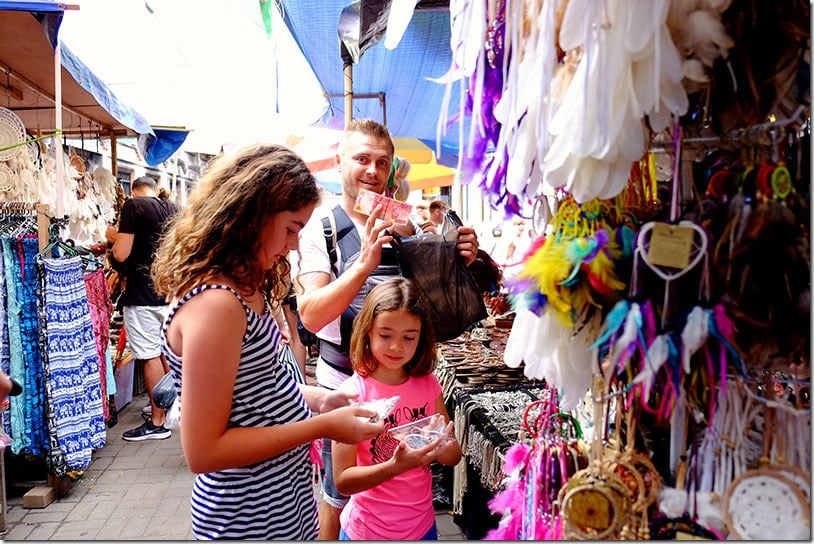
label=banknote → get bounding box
[353,187,412,225]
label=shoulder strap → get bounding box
[321,204,361,277]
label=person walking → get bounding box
[150,143,384,539]
[106,176,178,441]
[291,118,479,539]
[332,277,462,540]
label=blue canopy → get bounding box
[276,0,466,166]
[0,1,187,165]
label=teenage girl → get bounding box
[332,277,463,540]
[150,143,384,540]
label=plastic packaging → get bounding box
[388,414,450,449]
[355,395,400,422]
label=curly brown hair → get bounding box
[151,143,321,305]
[349,277,437,378]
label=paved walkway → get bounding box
[3,392,465,540]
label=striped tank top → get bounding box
[162,284,318,540]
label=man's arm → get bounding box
[296,205,393,334]
[296,267,368,335]
[109,229,134,264]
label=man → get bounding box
[428,199,450,230]
[412,200,438,234]
[106,176,179,441]
[291,118,479,539]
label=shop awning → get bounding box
[276,0,466,167]
[0,3,187,164]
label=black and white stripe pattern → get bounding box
[163,284,318,540]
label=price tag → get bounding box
[646,223,695,269]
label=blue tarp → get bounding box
[59,42,155,137]
[277,1,466,167]
[0,1,188,164]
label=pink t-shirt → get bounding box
[338,372,442,540]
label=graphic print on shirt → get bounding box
[369,402,430,465]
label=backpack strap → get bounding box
[321,204,361,277]
[321,211,338,277]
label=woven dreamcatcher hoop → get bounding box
[556,460,632,540]
[0,106,26,162]
[0,162,15,193]
[723,467,810,539]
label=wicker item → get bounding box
[70,152,87,176]
[0,106,26,162]
[557,461,631,540]
[723,466,810,539]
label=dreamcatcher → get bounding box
[485,389,589,540]
[503,197,629,410]
[722,399,811,540]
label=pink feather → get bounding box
[503,442,532,473]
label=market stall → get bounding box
[414,0,811,540]
[0,1,174,521]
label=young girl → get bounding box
[332,277,463,540]
[150,143,384,540]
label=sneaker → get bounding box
[142,404,152,416]
[122,420,171,442]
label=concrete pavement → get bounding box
[3,392,465,540]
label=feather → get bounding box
[504,310,539,368]
[558,0,596,51]
[682,58,709,82]
[558,314,601,411]
[680,305,709,373]
[624,0,666,56]
[632,332,669,399]
[384,0,420,50]
[528,311,565,383]
[677,9,735,67]
[591,299,630,349]
[613,302,643,372]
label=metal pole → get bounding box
[343,62,352,128]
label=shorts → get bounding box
[319,382,350,509]
[123,305,169,360]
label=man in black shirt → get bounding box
[107,176,179,441]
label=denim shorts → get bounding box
[321,433,349,509]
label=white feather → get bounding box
[632,333,669,399]
[614,302,642,372]
[680,10,735,67]
[682,58,709,82]
[680,305,709,374]
[558,0,596,51]
[504,310,539,368]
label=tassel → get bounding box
[309,438,323,470]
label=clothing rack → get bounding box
[0,202,51,251]
[649,105,810,149]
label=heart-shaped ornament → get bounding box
[636,220,708,282]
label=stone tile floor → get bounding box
[3,391,466,540]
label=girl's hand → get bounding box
[392,433,445,471]
[318,390,357,413]
[324,405,385,444]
